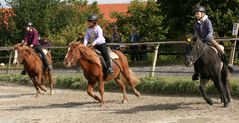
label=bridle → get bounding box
[186,42,206,64]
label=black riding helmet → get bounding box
[26,22,33,27]
[193,6,206,14]
[87,15,98,22]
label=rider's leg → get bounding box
[210,39,234,71]
[95,43,113,74]
[34,46,53,70]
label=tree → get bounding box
[111,0,167,42]
[0,0,100,45]
[158,0,239,39]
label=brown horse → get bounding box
[14,43,54,96]
[64,42,140,105]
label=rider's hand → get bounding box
[30,44,33,48]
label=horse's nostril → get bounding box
[185,61,192,66]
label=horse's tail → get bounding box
[114,50,139,87]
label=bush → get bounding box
[1,73,239,98]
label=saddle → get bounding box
[208,44,229,65]
[35,48,49,70]
[94,47,119,78]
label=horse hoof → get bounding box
[122,100,128,104]
[134,91,141,97]
[224,103,229,107]
[206,100,213,105]
[50,92,54,95]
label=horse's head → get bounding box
[185,37,204,67]
[13,43,34,64]
[64,42,83,68]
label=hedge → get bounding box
[0,73,239,98]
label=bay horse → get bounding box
[13,43,54,97]
[185,37,231,107]
[64,42,140,105]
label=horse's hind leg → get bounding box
[215,78,229,107]
[47,71,54,95]
[124,70,140,97]
[37,74,47,92]
[115,78,128,103]
[225,81,232,103]
[199,79,213,105]
[87,81,102,103]
[99,80,106,105]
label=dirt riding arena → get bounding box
[1,65,239,123]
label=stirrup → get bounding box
[108,68,114,74]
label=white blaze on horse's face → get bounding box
[13,49,19,64]
[64,47,72,67]
[65,47,71,59]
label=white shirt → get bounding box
[83,25,106,46]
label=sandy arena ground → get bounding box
[0,81,239,123]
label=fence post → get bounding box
[150,43,160,77]
[229,38,237,65]
[7,49,13,74]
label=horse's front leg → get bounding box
[87,81,102,103]
[199,79,213,105]
[31,77,40,97]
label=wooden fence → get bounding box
[0,38,239,76]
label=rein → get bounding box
[192,44,206,63]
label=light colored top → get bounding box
[83,25,106,46]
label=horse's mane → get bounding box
[70,42,101,67]
[15,43,39,57]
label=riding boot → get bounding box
[21,69,26,75]
[107,60,114,74]
[192,61,199,80]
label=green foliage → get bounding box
[0,0,100,46]
[111,0,167,42]
[158,0,239,39]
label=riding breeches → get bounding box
[33,45,49,67]
[210,39,224,53]
[95,43,111,64]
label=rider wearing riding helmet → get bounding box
[83,15,114,74]
[23,22,53,71]
[192,6,230,80]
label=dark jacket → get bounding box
[193,15,214,43]
[24,28,40,46]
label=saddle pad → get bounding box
[210,45,224,53]
[42,48,48,55]
[109,51,119,59]
[107,47,119,59]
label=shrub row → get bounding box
[0,73,239,98]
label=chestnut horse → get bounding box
[64,42,140,105]
[14,43,54,96]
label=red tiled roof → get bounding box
[98,4,129,22]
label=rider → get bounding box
[192,6,230,80]
[83,15,114,74]
[23,22,53,71]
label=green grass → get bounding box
[0,73,239,98]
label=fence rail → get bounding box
[1,38,239,76]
